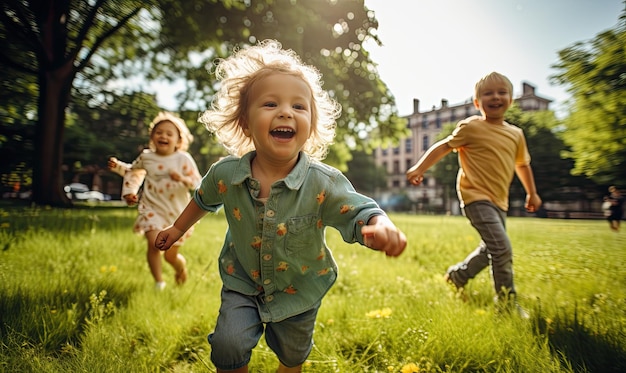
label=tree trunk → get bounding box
[32,63,74,207]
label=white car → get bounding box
[64,183,108,201]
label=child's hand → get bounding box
[525,193,542,213]
[107,157,118,170]
[361,215,407,257]
[169,170,182,182]
[123,193,138,206]
[155,225,184,251]
[169,170,191,188]
[406,166,424,186]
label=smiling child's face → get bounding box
[151,120,181,156]
[474,80,513,122]
[243,73,313,165]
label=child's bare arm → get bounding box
[155,199,208,251]
[361,215,407,257]
[406,140,453,185]
[515,164,542,212]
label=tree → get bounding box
[550,6,626,185]
[0,0,151,206]
[504,107,598,208]
[1,0,406,207]
[343,150,387,195]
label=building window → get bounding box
[422,135,429,151]
[406,159,412,172]
[422,116,428,128]
[405,138,412,153]
[382,148,388,156]
[393,146,400,155]
[393,160,400,174]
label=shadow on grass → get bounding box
[0,202,135,235]
[533,306,626,373]
[0,274,137,354]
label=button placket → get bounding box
[260,202,276,295]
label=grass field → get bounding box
[0,202,624,372]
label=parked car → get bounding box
[64,183,109,201]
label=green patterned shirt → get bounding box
[194,151,385,322]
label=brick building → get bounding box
[374,82,552,213]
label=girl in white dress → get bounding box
[109,112,201,290]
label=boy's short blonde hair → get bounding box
[149,111,193,152]
[199,39,341,161]
[474,72,514,100]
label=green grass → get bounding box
[0,202,625,372]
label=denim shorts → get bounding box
[208,287,320,370]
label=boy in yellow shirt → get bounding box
[406,72,541,317]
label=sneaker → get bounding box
[155,281,166,291]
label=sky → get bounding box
[362,0,623,117]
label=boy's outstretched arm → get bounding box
[155,199,208,251]
[406,140,453,186]
[515,164,542,212]
[361,215,407,257]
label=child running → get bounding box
[110,112,201,290]
[155,40,407,372]
[406,72,541,317]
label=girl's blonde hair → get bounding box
[474,72,514,100]
[148,111,193,152]
[199,39,341,161]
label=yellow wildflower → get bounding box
[401,363,420,373]
[365,307,393,319]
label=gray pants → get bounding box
[447,200,516,297]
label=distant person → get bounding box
[605,186,624,232]
[155,40,407,373]
[109,112,201,290]
[406,71,542,317]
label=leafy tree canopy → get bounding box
[0,0,407,205]
[550,6,626,185]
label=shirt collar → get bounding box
[231,151,310,190]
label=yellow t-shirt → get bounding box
[446,116,531,211]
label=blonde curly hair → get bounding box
[148,111,193,152]
[199,39,341,161]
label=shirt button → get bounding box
[263,279,272,285]
[263,254,272,261]
[265,295,274,302]
[266,210,275,217]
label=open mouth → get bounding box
[271,128,295,139]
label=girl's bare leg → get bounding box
[164,245,187,284]
[145,230,163,284]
